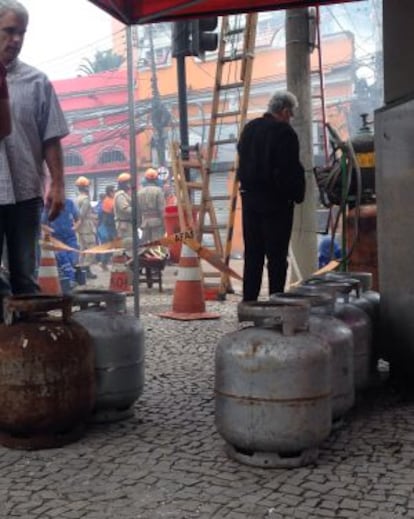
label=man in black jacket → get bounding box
[237,91,305,301]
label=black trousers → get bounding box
[241,198,294,301]
[0,197,43,297]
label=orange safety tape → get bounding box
[140,229,195,248]
[39,227,241,285]
[183,237,242,281]
[82,238,125,254]
[39,237,78,253]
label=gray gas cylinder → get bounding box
[272,292,354,424]
[321,273,376,322]
[215,300,332,468]
[322,271,381,364]
[71,290,145,423]
[301,279,372,391]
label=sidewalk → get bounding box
[1,265,414,518]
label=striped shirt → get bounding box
[0,63,13,203]
[0,62,8,99]
[0,140,14,204]
[0,59,69,204]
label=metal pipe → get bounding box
[126,25,140,318]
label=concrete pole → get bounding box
[285,8,318,282]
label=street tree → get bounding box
[78,50,125,75]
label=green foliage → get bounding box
[78,50,125,75]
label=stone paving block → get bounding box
[208,492,236,505]
[336,513,361,519]
[340,497,361,510]
[278,483,304,496]
[60,511,88,519]
[300,497,321,508]
[276,494,304,507]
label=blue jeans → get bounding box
[0,197,43,299]
[96,222,117,265]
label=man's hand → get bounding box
[46,181,65,221]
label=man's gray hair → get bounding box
[0,0,28,21]
[267,91,298,115]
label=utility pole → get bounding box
[172,19,218,166]
[148,24,170,166]
[173,21,191,163]
[286,8,318,281]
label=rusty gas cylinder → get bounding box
[215,300,332,468]
[0,295,95,450]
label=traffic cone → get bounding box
[204,284,221,301]
[38,246,62,295]
[109,251,132,293]
[159,244,220,321]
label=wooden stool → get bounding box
[139,257,165,292]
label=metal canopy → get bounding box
[87,0,358,25]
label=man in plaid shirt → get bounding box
[0,0,69,320]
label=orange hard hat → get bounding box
[117,172,131,183]
[75,176,90,187]
[144,167,158,180]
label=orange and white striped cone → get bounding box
[38,246,62,295]
[159,244,220,321]
[109,251,132,294]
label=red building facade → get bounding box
[54,69,137,199]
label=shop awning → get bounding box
[87,0,359,25]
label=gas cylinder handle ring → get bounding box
[322,273,361,298]
[71,290,126,313]
[237,301,309,335]
[302,278,353,302]
[2,295,73,326]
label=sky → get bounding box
[18,0,116,80]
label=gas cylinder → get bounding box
[272,292,354,424]
[215,300,332,468]
[0,295,95,449]
[346,204,378,290]
[71,289,145,423]
[321,271,380,328]
[351,113,375,203]
[322,274,375,324]
[301,279,372,391]
[322,271,381,365]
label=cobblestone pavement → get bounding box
[1,265,414,519]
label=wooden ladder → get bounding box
[170,141,224,294]
[311,6,329,165]
[205,13,258,298]
[310,6,335,234]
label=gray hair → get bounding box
[0,0,28,21]
[267,91,298,115]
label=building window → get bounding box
[98,148,126,164]
[64,151,83,167]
